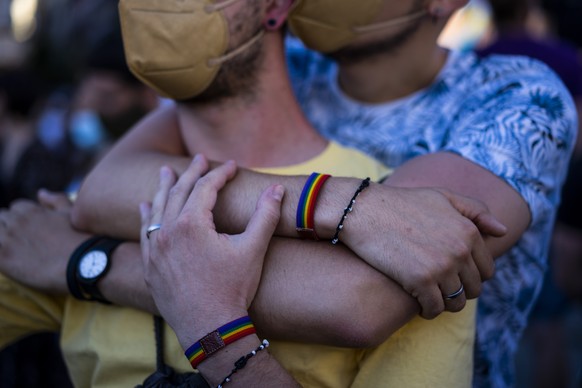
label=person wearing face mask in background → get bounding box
[69,1,576,388]
[0,2,574,388]
[0,0,501,387]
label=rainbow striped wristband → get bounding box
[296,172,331,240]
[185,316,256,369]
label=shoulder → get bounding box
[446,51,577,133]
[449,51,571,94]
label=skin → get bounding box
[1,0,524,359]
[139,159,298,386]
[71,0,521,321]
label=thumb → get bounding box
[438,189,507,237]
[37,189,72,211]
[243,185,285,251]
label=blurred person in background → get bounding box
[0,69,46,207]
[0,66,71,388]
[478,0,582,386]
[0,0,577,386]
[0,2,156,387]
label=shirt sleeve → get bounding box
[443,60,578,238]
[0,273,65,349]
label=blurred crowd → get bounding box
[0,0,158,386]
[0,0,580,387]
[475,1,582,387]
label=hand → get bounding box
[342,184,506,319]
[140,155,284,344]
[0,190,91,293]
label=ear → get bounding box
[263,0,294,30]
[428,0,469,18]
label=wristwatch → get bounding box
[67,236,123,304]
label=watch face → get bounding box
[79,251,108,280]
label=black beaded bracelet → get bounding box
[331,177,371,245]
[217,339,269,388]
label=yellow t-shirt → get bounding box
[0,142,474,387]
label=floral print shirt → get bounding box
[286,38,578,388]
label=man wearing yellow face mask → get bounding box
[0,1,575,388]
[81,1,575,387]
[75,1,574,386]
[0,0,496,386]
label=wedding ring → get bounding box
[146,224,162,239]
[444,284,464,300]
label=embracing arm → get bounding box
[384,152,530,258]
[100,236,416,347]
[72,104,507,320]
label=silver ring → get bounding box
[444,284,464,300]
[146,224,162,239]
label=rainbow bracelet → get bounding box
[296,172,331,240]
[185,316,256,369]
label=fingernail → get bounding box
[271,185,284,201]
[193,154,201,163]
[160,166,171,181]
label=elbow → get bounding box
[330,279,418,348]
[333,312,397,348]
[70,194,92,231]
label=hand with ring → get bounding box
[139,154,285,348]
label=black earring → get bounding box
[267,19,277,28]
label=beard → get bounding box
[327,2,425,65]
[188,35,263,104]
[184,2,264,104]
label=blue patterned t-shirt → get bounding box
[286,38,577,388]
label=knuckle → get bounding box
[196,174,213,189]
[451,240,471,260]
[168,185,181,198]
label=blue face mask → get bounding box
[69,110,106,150]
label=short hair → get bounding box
[488,0,531,27]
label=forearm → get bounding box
[75,151,368,241]
[73,152,191,239]
[250,238,417,347]
[102,237,417,346]
[183,333,298,387]
[384,152,531,258]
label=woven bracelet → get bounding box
[331,177,371,245]
[184,316,256,369]
[217,339,270,388]
[296,172,331,240]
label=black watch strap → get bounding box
[67,236,104,301]
[78,237,124,304]
[66,236,123,304]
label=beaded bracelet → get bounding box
[184,316,256,368]
[217,339,270,388]
[296,172,332,240]
[331,177,371,245]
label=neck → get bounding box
[178,33,326,168]
[336,22,449,103]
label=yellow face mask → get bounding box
[119,0,262,100]
[288,0,427,53]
